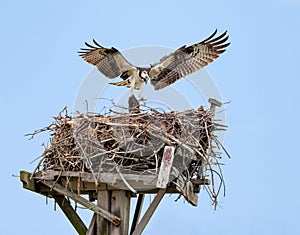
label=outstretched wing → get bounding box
[78,40,134,78]
[149,30,230,90]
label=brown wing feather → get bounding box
[78,40,134,79]
[150,30,230,90]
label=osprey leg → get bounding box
[138,83,144,100]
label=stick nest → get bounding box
[28,104,228,207]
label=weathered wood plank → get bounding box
[20,171,36,192]
[110,191,130,235]
[132,188,166,235]
[53,195,87,235]
[156,146,175,188]
[41,180,121,226]
[190,178,210,186]
[97,191,110,235]
[34,170,160,191]
[22,170,209,197]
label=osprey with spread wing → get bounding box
[78,29,230,99]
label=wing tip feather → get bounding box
[92,39,103,48]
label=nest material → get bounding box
[29,104,227,207]
[36,107,211,172]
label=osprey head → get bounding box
[139,69,150,84]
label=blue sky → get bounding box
[1,0,300,234]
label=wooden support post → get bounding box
[97,190,130,235]
[53,195,87,235]
[132,189,166,235]
[130,194,145,235]
[111,191,130,235]
[97,191,110,235]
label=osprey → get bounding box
[78,29,230,99]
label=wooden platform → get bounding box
[20,170,209,198]
[20,169,209,235]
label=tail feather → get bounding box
[109,80,131,88]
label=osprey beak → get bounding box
[143,78,148,84]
